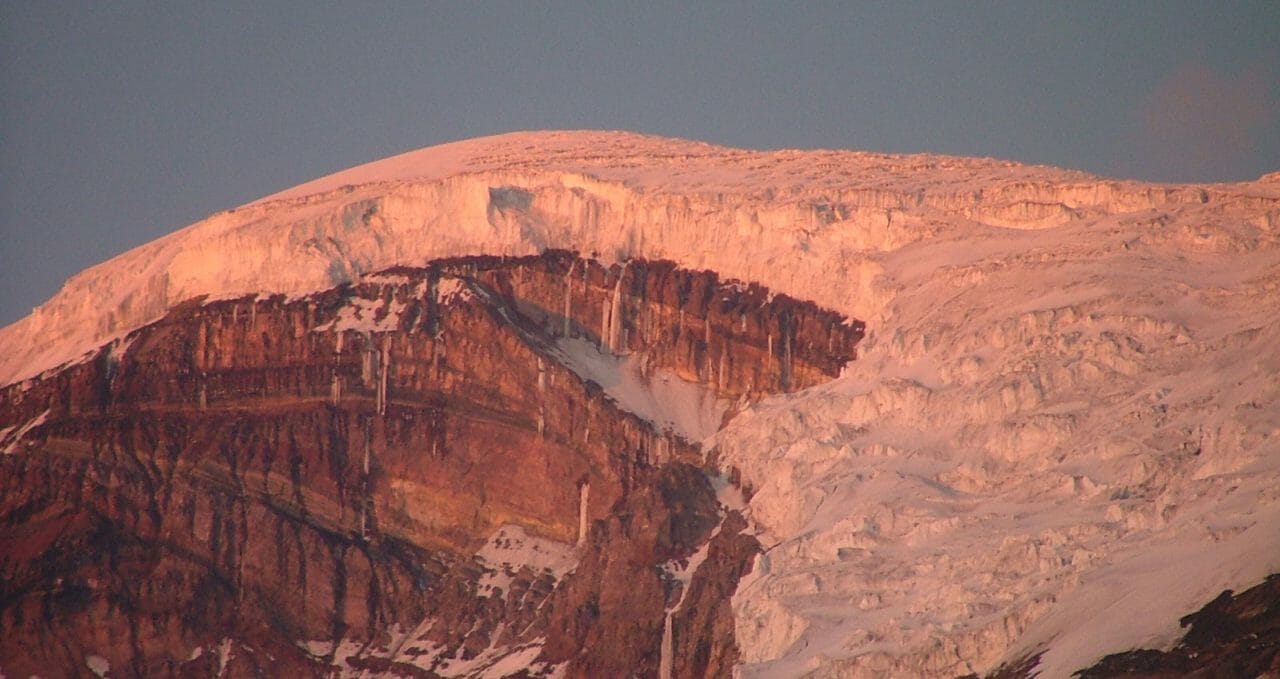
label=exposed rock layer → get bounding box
[0,252,859,677]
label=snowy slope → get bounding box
[3,131,1280,676]
[717,205,1280,676]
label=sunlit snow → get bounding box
[3,131,1279,677]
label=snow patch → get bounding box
[216,638,234,677]
[435,277,474,305]
[475,524,576,596]
[551,336,728,444]
[433,637,552,679]
[359,271,415,286]
[85,655,109,678]
[314,295,407,334]
[1,409,49,454]
[299,627,564,679]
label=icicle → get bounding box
[198,379,208,410]
[563,261,575,338]
[330,371,341,404]
[659,610,674,679]
[718,351,728,392]
[600,299,611,351]
[360,419,371,540]
[431,407,441,457]
[377,339,390,415]
[363,427,371,475]
[537,357,546,437]
[428,275,441,338]
[196,321,208,371]
[608,262,628,352]
[361,337,374,385]
[781,324,793,391]
[577,480,590,546]
[335,331,344,354]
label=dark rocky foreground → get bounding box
[0,251,862,678]
[1073,573,1280,678]
[974,574,1280,679]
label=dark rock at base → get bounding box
[1073,573,1280,678]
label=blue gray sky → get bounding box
[2,2,1278,326]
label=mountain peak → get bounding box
[2,131,1280,677]
[253,129,1094,207]
[2,132,1276,388]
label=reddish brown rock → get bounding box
[0,252,862,678]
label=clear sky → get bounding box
[2,2,1277,327]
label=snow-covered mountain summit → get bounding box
[4,130,1275,388]
[3,131,1280,676]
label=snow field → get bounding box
[717,208,1280,676]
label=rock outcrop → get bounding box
[0,251,861,677]
[1074,575,1280,678]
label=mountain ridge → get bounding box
[3,131,1280,677]
[3,131,1275,388]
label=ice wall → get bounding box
[2,131,1275,387]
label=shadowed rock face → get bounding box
[0,251,862,678]
[977,574,1280,678]
[1072,574,1280,679]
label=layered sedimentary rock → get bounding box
[0,252,862,677]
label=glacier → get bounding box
[2,130,1279,676]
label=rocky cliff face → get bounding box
[0,251,862,677]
